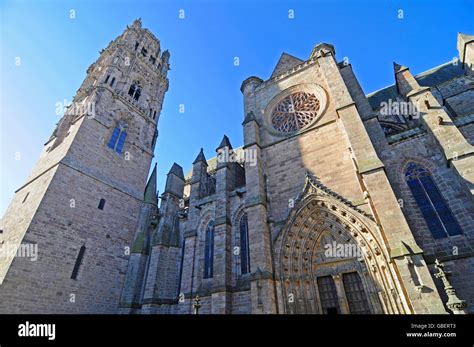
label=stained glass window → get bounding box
[405,162,462,239]
[204,221,214,279]
[271,92,320,133]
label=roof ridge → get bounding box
[367,60,459,97]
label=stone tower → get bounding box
[0,19,169,313]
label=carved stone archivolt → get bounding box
[273,174,409,314]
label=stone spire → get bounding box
[392,61,424,97]
[393,61,408,74]
[193,148,207,165]
[130,18,142,29]
[161,49,170,63]
[216,135,233,151]
[144,163,158,204]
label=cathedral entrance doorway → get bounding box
[273,175,409,314]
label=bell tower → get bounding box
[0,19,170,313]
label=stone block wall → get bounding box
[0,163,141,313]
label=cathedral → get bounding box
[0,19,473,314]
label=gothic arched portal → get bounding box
[274,174,411,314]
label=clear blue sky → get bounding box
[1,0,473,215]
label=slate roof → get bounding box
[416,61,464,87]
[367,61,465,110]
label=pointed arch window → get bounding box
[107,122,127,154]
[128,81,141,101]
[104,75,110,84]
[110,77,115,87]
[239,214,251,275]
[203,220,214,279]
[405,162,462,239]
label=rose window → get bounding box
[271,92,321,133]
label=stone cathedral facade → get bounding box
[0,20,473,314]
